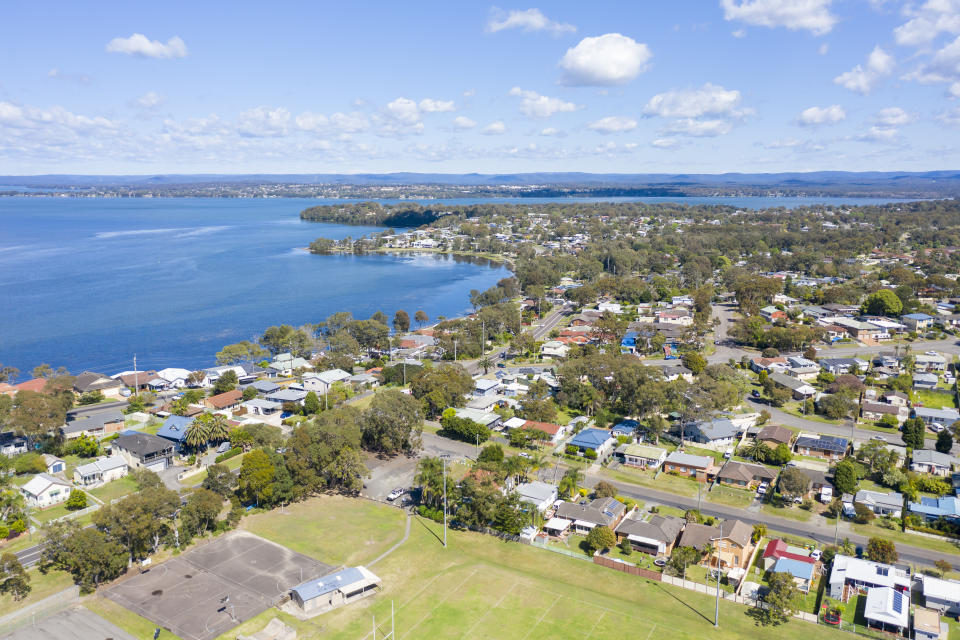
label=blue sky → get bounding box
[1,0,958,174]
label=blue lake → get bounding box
[0,194,916,375]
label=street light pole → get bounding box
[709,536,722,628]
[442,456,448,549]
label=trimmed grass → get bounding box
[911,388,957,409]
[85,596,182,640]
[239,495,407,567]
[850,522,960,555]
[180,453,247,487]
[217,504,850,640]
[604,467,752,508]
[33,499,87,524]
[760,502,814,522]
[706,483,754,508]
[87,475,139,503]
[0,568,74,617]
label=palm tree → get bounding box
[414,457,444,509]
[207,414,230,443]
[558,468,583,499]
[477,356,494,375]
[528,453,548,480]
[185,419,210,452]
[742,438,767,462]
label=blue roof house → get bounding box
[901,313,934,332]
[611,419,641,439]
[156,415,193,451]
[568,428,616,458]
[772,556,816,592]
[620,331,639,354]
[908,496,960,523]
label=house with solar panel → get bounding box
[793,433,848,461]
[289,566,381,615]
[828,555,910,603]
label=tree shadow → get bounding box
[653,583,713,625]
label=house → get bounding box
[204,389,243,411]
[681,418,741,447]
[818,357,869,375]
[662,451,716,479]
[243,398,281,416]
[268,353,312,377]
[289,566,381,614]
[540,340,570,359]
[863,587,909,635]
[716,460,776,489]
[908,496,960,523]
[514,481,558,512]
[620,331,639,354]
[473,378,501,396]
[911,449,959,476]
[156,414,194,451]
[616,443,667,469]
[855,489,904,517]
[41,454,65,475]
[521,421,566,444]
[611,419,640,439]
[755,424,793,449]
[750,357,787,374]
[828,555,911,600]
[661,364,694,382]
[771,557,816,592]
[451,408,502,430]
[543,516,573,537]
[73,456,128,487]
[73,371,125,398]
[785,356,820,381]
[760,306,787,322]
[614,513,685,556]
[61,408,125,440]
[679,519,754,569]
[656,309,693,326]
[914,372,939,390]
[348,372,379,388]
[882,391,909,407]
[19,473,72,508]
[250,380,281,395]
[768,372,816,400]
[788,465,833,500]
[598,302,622,314]
[901,313,935,332]
[861,401,907,424]
[111,432,175,472]
[150,368,193,390]
[0,432,28,456]
[794,434,848,460]
[920,575,960,615]
[116,370,157,391]
[762,539,816,571]
[913,407,960,427]
[302,369,351,395]
[912,607,944,640]
[554,497,627,534]
[567,428,616,457]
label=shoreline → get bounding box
[300,245,515,267]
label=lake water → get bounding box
[0,194,916,376]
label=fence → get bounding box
[0,586,79,636]
[530,538,591,561]
[46,503,100,524]
[178,466,206,482]
[592,555,662,580]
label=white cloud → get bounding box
[894,0,960,47]
[486,8,576,35]
[663,118,733,137]
[940,106,960,125]
[651,137,678,148]
[819,43,829,55]
[0,101,116,131]
[419,98,455,113]
[951,82,960,97]
[385,97,421,125]
[106,33,187,59]
[463,89,477,98]
[47,68,92,84]
[875,107,913,126]
[643,83,745,118]
[236,106,291,137]
[587,116,638,133]
[732,29,747,38]
[539,127,564,136]
[508,87,579,118]
[834,46,894,94]
[904,35,960,85]
[452,116,477,129]
[559,33,652,86]
[720,0,837,35]
[295,111,329,131]
[857,125,899,142]
[797,104,846,125]
[330,112,369,133]
[134,91,163,109]
[481,121,507,135]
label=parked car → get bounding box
[751,390,761,398]
[869,435,886,442]
[757,483,768,496]
[811,549,822,561]
[930,422,946,433]
[387,487,405,501]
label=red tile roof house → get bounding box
[521,420,567,444]
[762,539,817,571]
[204,389,243,411]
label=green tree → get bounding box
[901,417,926,450]
[92,486,179,562]
[185,418,210,452]
[40,522,126,592]
[861,289,903,317]
[752,523,767,543]
[477,444,504,464]
[585,525,616,552]
[361,389,424,454]
[0,553,30,600]
[202,463,235,497]
[10,390,69,438]
[558,468,582,499]
[410,364,473,416]
[936,429,954,453]
[492,493,527,535]
[237,449,276,507]
[212,370,238,395]
[593,481,617,499]
[414,457,445,509]
[866,537,897,563]
[303,391,321,415]
[259,324,316,358]
[778,468,810,499]
[216,341,268,365]
[681,352,707,375]
[0,364,19,384]
[833,459,861,495]
[242,386,257,401]
[414,310,429,328]
[65,489,87,511]
[667,546,702,577]
[476,356,495,375]
[180,488,222,537]
[821,394,854,420]
[757,571,801,626]
[393,310,410,333]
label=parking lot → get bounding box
[102,531,332,640]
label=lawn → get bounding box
[180,453,247,487]
[87,475,139,503]
[0,568,74,618]
[32,498,90,524]
[911,388,957,409]
[239,495,407,567]
[850,522,960,555]
[215,504,850,640]
[603,467,697,498]
[85,596,181,640]
[760,502,814,522]
[706,483,755,509]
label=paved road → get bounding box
[15,540,45,568]
[586,471,959,569]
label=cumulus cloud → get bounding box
[481,121,507,135]
[904,36,960,85]
[857,125,899,142]
[236,106,291,137]
[385,97,422,125]
[539,127,564,136]
[134,91,163,109]
[663,118,733,137]
[559,33,652,86]
[834,46,894,94]
[797,104,846,125]
[106,33,187,59]
[587,116,638,133]
[732,29,747,38]
[643,83,745,118]
[720,0,837,35]
[452,116,477,129]
[330,112,369,133]
[486,8,575,35]
[651,137,678,148]
[894,0,960,47]
[875,107,913,126]
[508,87,579,118]
[295,111,329,131]
[0,101,116,131]
[419,98,455,113]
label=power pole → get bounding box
[442,456,448,549]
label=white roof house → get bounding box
[828,555,910,600]
[921,575,960,614]
[302,369,351,393]
[20,473,72,508]
[863,587,908,632]
[73,456,129,486]
[515,481,558,512]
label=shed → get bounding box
[290,567,381,614]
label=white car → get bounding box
[386,487,405,502]
[931,423,946,433]
[810,549,822,561]
[869,435,886,442]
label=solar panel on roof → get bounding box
[892,590,903,614]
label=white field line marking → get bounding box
[400,569,478,640]
[458,582,517,639]
[520,594,562,640]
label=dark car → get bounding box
[751,390,761,398]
